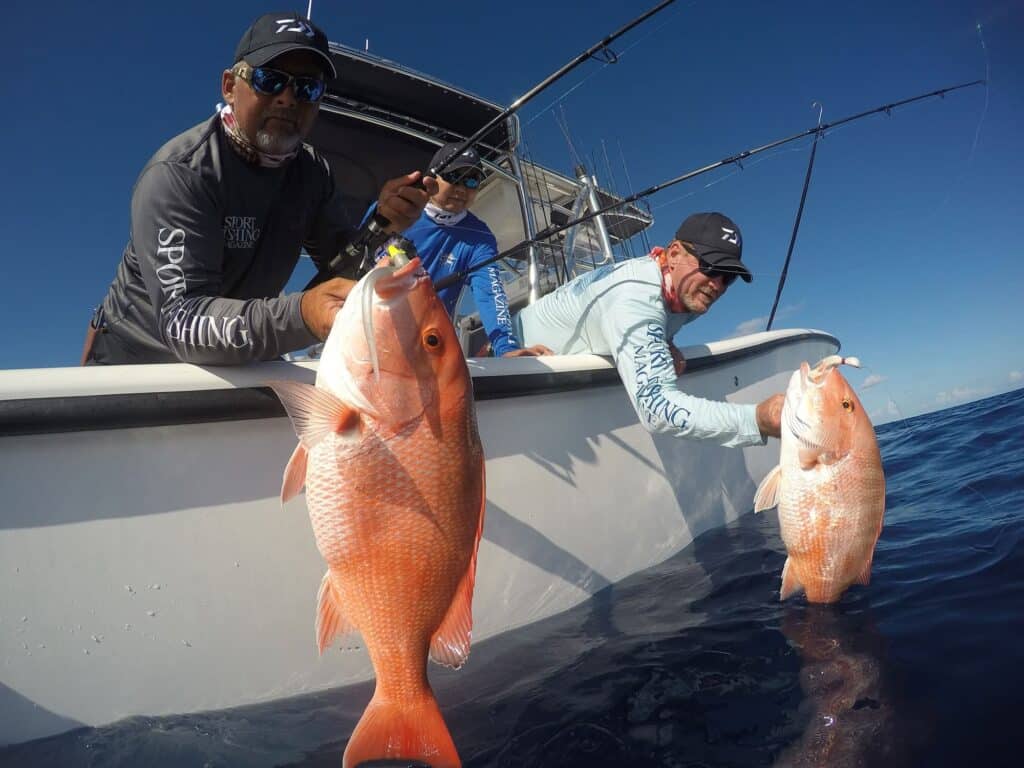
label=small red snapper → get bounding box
[269,257,485,768]
[754,355,885,603]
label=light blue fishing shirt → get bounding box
[514,256,764,448]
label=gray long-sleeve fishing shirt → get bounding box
[93,114,354,364]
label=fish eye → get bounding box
[423,329,442,351]
[842,398,854,412]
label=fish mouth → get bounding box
[785,356,863,449]
[360,258,429,384]
[806,355,861,385]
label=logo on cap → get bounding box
[721,227,739,245]
[275,18,315,37]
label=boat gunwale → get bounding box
[0,331,837,436]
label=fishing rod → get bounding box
[766,102,824,332]
[309,0,679,286]
[434,79,985,292]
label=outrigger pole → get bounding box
[309,0,680,286]
[434,79,986,292]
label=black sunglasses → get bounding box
[678,242,740,287]
[235,63,326,103]
[697,257,739,287]
[439,170,484,190]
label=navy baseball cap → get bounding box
[429,143,484,175]
[234,13,337,78]
[675,212,752,283]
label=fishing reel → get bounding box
[346,211,396,277]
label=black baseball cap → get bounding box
[429,143,484,175]
[675,212,752,283]
[234,13,337,78]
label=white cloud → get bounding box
[935,385,992,405]
[731,304,803,338]
[870,399,902,423]
[733,316,768,337]
[1011,371,1023,383]
[862,373,886,389]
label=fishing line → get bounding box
[524,0,698,127]
[921,22,991,222]
[649,143,811,211]
[555,105,585,172]
[617,139,652,253]
[307,0,681,287]
[967,23,990,163]
[434,79,985,292]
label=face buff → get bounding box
[219,104,298,168]
[649,246,685,313]
[424,202,468,227]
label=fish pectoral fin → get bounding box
[281,443,308,504]
[429,567,474,669]
[316,571,355,655]
[266,380,360,449]
[753,465,782,513]
[779,557,804,600]
[854,554,874,586]
[430,463,486,670]
[798,447,821,470]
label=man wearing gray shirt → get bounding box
[85,13,436,365]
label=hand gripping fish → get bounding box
[268,256,485,768]
[754,355,885,603]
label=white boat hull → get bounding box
[0,330,838,746]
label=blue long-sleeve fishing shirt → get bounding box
[368,204,520,356]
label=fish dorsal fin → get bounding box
[266,380,359,449]
[753,465,782,513]
[429,463,486,669]
[316,571,355,654]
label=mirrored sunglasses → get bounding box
[439,170,484,190]
[238,64,326,103]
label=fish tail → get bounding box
[343,690,460,768]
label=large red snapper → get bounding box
[268,257,485,768]
[754,355,885,603]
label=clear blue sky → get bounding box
[2,0,1021,422]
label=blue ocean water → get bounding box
[3,387,1022,767]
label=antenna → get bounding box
[306,1,313,19]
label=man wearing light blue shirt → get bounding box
[515,212,784,447]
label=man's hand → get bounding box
[502,344,555,358]
[756,394,785,439]
[377,171,439,232]
[301,277,355,341]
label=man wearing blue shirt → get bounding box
[401,143,551,358]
